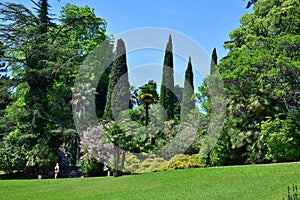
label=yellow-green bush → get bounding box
[124,153,168,174]
[124,153,206,174]
[161,154,207,171]
[123,153,141,173]
[136,157,168,173]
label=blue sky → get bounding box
[12,0,251,88]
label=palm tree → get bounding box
[137,81,159,126]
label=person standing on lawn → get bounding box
[54,163,59,179]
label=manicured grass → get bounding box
[1,162,299,200]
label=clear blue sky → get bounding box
[12,0,251,88]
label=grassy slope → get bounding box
[1,162,299,200]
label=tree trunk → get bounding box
[114,145,120,177]
[121,150,126,173]
[145,103,149,126]
[76,136,80,165]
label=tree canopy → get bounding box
[211,0,300,165]
[0,1,110,174]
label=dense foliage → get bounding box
[0,0,299,177]
[210,0,300,165]
[0,0,109,174]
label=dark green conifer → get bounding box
[159,35,175,120]
[180,57,195,122]
[104,39,130,120]
[210,48,217,74]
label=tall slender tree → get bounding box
[102,39,130,177]
[180,57,195,122]
[160,35,175,120]
[173,85,184,119]
[210,48,217,74]
[197,48,219,113]
[95,67,111,119]
[104,39,130,120]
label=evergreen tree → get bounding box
[102,39,130,177]
[37,0,51,34]
[21,0,56,147]
[173,85,184,119]
[210,48,217,74]
[180,57,195,122]
[159,35,175,120]
[95,66,111,119]
[104,39,130,120]
[197,48,219,114]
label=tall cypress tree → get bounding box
[95,66,111,119]
[159,35,175,120]
[210,48,217,74]
[180,57,195,122]
[102,39,130,177]
[204,48,218,113]
[104,39,130,120]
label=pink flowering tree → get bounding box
[80,122,115,170]
[80,120,132,176]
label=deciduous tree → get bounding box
[213,0,300,165]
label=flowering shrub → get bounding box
[80,122,115,168]
[80,115,201,175]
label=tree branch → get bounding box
[30,0,40,9]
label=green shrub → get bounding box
[209,132,232,166]
[79,157,105,177]
[261,116,300,163]
[136,157,168,173]
[161,154,206,171]
[0,144,27,174]
[25,142,57,175]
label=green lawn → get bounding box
[1,162,299,200]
